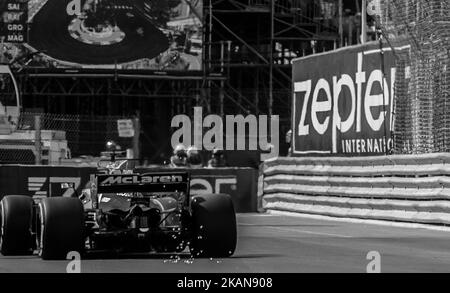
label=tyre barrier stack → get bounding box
[262,153,450,225]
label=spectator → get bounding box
[186,145,203,168]
[170,144,187,167]
[286,129,292,144]
[286,129,292,157]
[207,148,227,168]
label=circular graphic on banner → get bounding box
[0,65,20,135]
[68,17,125,46]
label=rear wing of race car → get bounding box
[96,172,189,194]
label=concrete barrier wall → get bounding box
[262,153,450,225]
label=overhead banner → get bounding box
[0,0,28,43]
[1,0,203,71]
[292,42,409,156]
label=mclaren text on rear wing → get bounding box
[96,172,189,193]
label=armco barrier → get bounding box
[0,165,258,212]
[262,153,450,225]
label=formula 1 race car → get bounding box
[0,160,237,260]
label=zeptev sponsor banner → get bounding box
[292,42,409,156]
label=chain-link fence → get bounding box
[372,0,450,154]
[0,112,138,165]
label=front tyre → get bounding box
[0,195,34,255]
[39,197,85,260]
[189,193,237,258]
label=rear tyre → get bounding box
[0,195,34,255]
[39,197,84,260]
[189,193,237,258]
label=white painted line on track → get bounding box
[267,210,450,233]
[239,223,353,239]
[237,213,275,217]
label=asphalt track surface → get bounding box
[28,0,168,64]
[1,213,450,273]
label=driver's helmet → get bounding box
[187,145,202,168]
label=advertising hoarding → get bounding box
[0,165,258,212]
[0,0,28,43]
[292,42,410,156]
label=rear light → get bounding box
[139,216,148,228]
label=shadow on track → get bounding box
[239,224,337,228]
[228,253,284,259]
[82,252,282,260]
[82,251,192,260]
